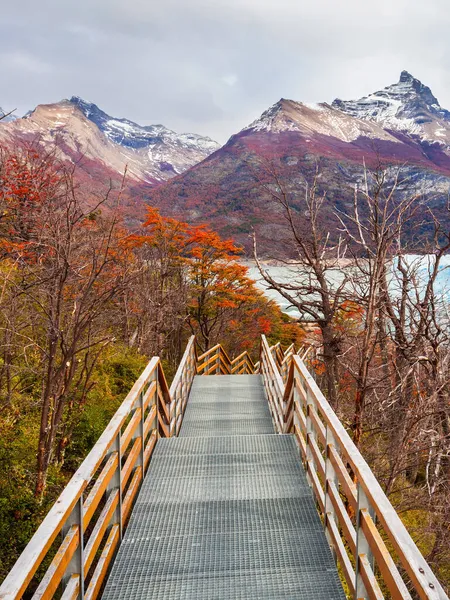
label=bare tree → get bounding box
[252,164,348,408]
[336,166,421,446]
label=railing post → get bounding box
[107,432,123,542]
[293,368,300,438]
[139,389,145,468]
[355,482,375,599]
[324,427,339,561]
[216,348,220,375]
[305,385,317,487]
[62,495,84,599]
[175,378,180,436]
[155,369,161,438]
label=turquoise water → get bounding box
[246,256,450,318]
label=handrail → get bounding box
[196,344,257,376]
[169,336,197,435]
[0,338,195,600]
[260,335,285,432]
[260,340,448,600]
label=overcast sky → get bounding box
[2,0,450,143]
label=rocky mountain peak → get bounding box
[67,95,219,156]
[332,71,450,137]
[0,96,220,184]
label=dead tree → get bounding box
[336,166,421,446]
[252,164,348,409]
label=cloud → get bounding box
[0,51,52,74]
[222,75,238,87]
[1,0,450,142]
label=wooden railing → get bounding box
[169,336,197,436]
[279,344,317,384]
[196,344,257,375]
[0,337,197,600]
[260,335,448,600]
[260,336,286,433]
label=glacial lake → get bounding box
[244,256,450,318]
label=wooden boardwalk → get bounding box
[101,375,345,599]
[1,337,446,600]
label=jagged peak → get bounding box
[399,70,417,83]
[331,70,450,137]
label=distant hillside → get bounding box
[0,97,219,185]
[146,71,450,253]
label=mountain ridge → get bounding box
[2,71,450,254]
[0,96,220,184]
[145,71,450,253]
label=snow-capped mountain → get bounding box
[146,71,450,253]
[0,97,220,184]
[241,98,400,144]
[69,96,218,155]
[332,71,450,146]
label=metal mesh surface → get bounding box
[180,374,273,437]
[102,374,346,599]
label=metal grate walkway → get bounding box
[102,374,346,599]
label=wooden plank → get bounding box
[326,513,355,596]
[122,468,142,525]
[283,386,295,433]
[261,336,284,397]
[219,345,233,367]
[121,438,142,491]
[294,424,307,461]
[359,554,384,600]
[219,354,231,374]
[144,431,158,470]
[120,409,142,455]
[294,376,308,406]
[291,355,446,599]
[307,433,326,480]
[157,415,170,438]
[328,444,357,511]
[143,405,157,440]
[294,403,307,434]
[308,405,326,447]
[83,453,119,530]
[142,380,157,412]
[84,490,119,574]
[327,481,356,556]
[169,336,195,397]
[197,344,221,363]
[360,509,413,600]
[197,353,219,374]
[84,524,120,600]
[307,460,325,512]
[60,575,79,600]
[157,385,171,423]
[31,526,79,600]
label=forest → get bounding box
[0,144,448,596]
[0,144,301,581]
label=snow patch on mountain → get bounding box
[0,98,221,185]
[332,71,450,146]
[242,98,401,144]
[66,96,220,180]
[69,96,219,157]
